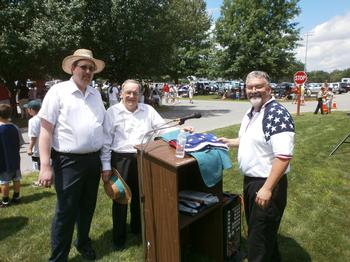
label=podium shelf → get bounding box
[179,203,221,230]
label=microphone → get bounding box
[177,112,202,125]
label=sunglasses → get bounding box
[77,64,95,72]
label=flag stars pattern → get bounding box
[184,133,229,152]
[263,102,295,141]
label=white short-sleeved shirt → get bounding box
[100,102,166,170]
[238,98,295,178]
[108,86,119,103]
[28,114,41,157]
[38,78,106,154]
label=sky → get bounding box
[205,0,350,72]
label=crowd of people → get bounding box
[1,48,298,262]
[0,79,47,120]
[94,80,194,110]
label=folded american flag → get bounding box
[185,133,228,152]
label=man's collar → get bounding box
[119,102,145,114]
[262,97,275,108]
[68,78,95,96]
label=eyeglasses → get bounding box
[124,91,140,97]
[246,84,267,90]
[77,64,95,72]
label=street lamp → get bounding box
[304,32,313,72]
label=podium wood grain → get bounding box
[136,140,223,262]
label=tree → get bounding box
[104,0,172,82]
[164,0,211,82]
[306,71,330,83]
[0,0,84,87]
[0,0,212,85]
[215,0,301,80]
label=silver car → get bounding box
[305,83,322,96]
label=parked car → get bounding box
[208,81,219,93]
[329,82,346,94]
[194,81,210,95]
[339,82,350,92]
[216,81,230,96]
[305,83,322,96]
[178,85,189,97]
[272,82,294,99]
[341,78,350,84]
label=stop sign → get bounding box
[294,71,308,85]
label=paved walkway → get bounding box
[20,93,350,174]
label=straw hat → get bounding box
[62,48,105,74]
[103,168,132,204]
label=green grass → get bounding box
[1,111,350,261]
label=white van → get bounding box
[341,78,350,83]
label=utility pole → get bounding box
[304,32,313,72]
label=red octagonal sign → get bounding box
[294,71,308,85]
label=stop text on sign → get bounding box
[295,75,306,81]
[294,71,308,85]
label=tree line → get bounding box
[1,0,348,90]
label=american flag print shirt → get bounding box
[238,98,295,178]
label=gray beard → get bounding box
[249,96,263,109]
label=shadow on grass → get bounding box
[279,235,311,262]
[0,216,28,241]
[20,191,55,204]
[70,229,142,261]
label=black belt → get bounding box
[51,149,100,157]
[111,151,136,158]
[244,174,287,182]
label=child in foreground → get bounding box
[0,104,22,207]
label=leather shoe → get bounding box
[74,242,96,260]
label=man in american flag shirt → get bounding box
[219,71,295,262]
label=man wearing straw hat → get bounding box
[38,49,106,261]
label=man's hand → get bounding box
[218,137,240,147]
[38,164,53,187]
[255,187,272,209]
[101,170,112,183]
[27,149,33,156]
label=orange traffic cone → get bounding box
[322,96,328,114]
[332,97,337,110]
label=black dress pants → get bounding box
[314,98,324,114]
[243,175,287,262]
[49,151,101,262]
[111,152,141,246]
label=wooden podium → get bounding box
[135,140,223,262]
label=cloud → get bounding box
[295,11,350,72]
[207,7,220,19]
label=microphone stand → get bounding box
[138,120,180,261]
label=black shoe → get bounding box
[0,201,10,208]
[11,196,21,204]
[74,241,96,260]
